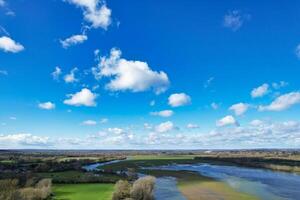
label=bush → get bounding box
[0,179,20,200]
[112,180,131,200]
[19,178,52,200]
[130,176,156,200]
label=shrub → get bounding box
[112,180,131,200]
[18,178,52,200]
[130,176,156,200]
[0,179,20,200]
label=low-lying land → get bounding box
[0,149,299,200]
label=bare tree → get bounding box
[112,180,131,200]
[0,179,20,200]
[130,176,156,200]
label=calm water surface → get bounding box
[84,161,300,200]
[153,164,300,200]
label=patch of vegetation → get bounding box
[100,158,200,171]
[128,154,196,160]
[0,178,52,200]
[36,170,125,184]
[112,176,156,200]
[194,156,300,173]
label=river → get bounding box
[83,161,300,200]
[152,164,300,200]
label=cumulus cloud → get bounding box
[66,0,111,29]
[64,67,78,83]
[229,103,249,116]
[259,92,300,111]
[60,34,87,48]
[38,102,55,110]
[0,36,24,53]
[251,83,269,98]
[144,123,153,130]
[64,88,97,107]
[223,10,250,31]
[186,123,199,129]
[216,115,238,127]
[82,120,97,125]
[155,121,175,133]
[150,110,174,117]
[108,127,125,135]
[168,93,191,107]
[0,133,50,147]
[51,66,62,80]
[92,48,170,94]
[249,119,264,126]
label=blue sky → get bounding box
[0,0,300,149]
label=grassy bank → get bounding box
[53,183,114,200]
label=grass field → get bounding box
[53,183,114,200]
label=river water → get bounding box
[83,161,300,200]
[152,164,300,200]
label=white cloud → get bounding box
[168,93,191,107]
[9,116,16,120]
[0,133,50,147]
[216,115,238,127]
[38,102,56,110]
[100,118,108,123]
[64,88,97,107]
[144,123,153,130]
[150,110,174,117]
[0,36,24,53]
[60,34,87,48]
[186,123,199,129]
[92,48,170,94]
[249,119,264,126]
[64,67,78,83]
[0,70,8,76]
[295,44,300,59]
[251,83,269,98]
[108,127,125,135]
[259,92,300,111]
[82,120,97,126]
[223,10,250,31]
[155,121,175,133]
[229,103,249,116]
[272,81,288,89]
[211,102,219,110]
[66,0,111,29]
[51,66,62,80]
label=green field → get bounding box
[53,183,114,200]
